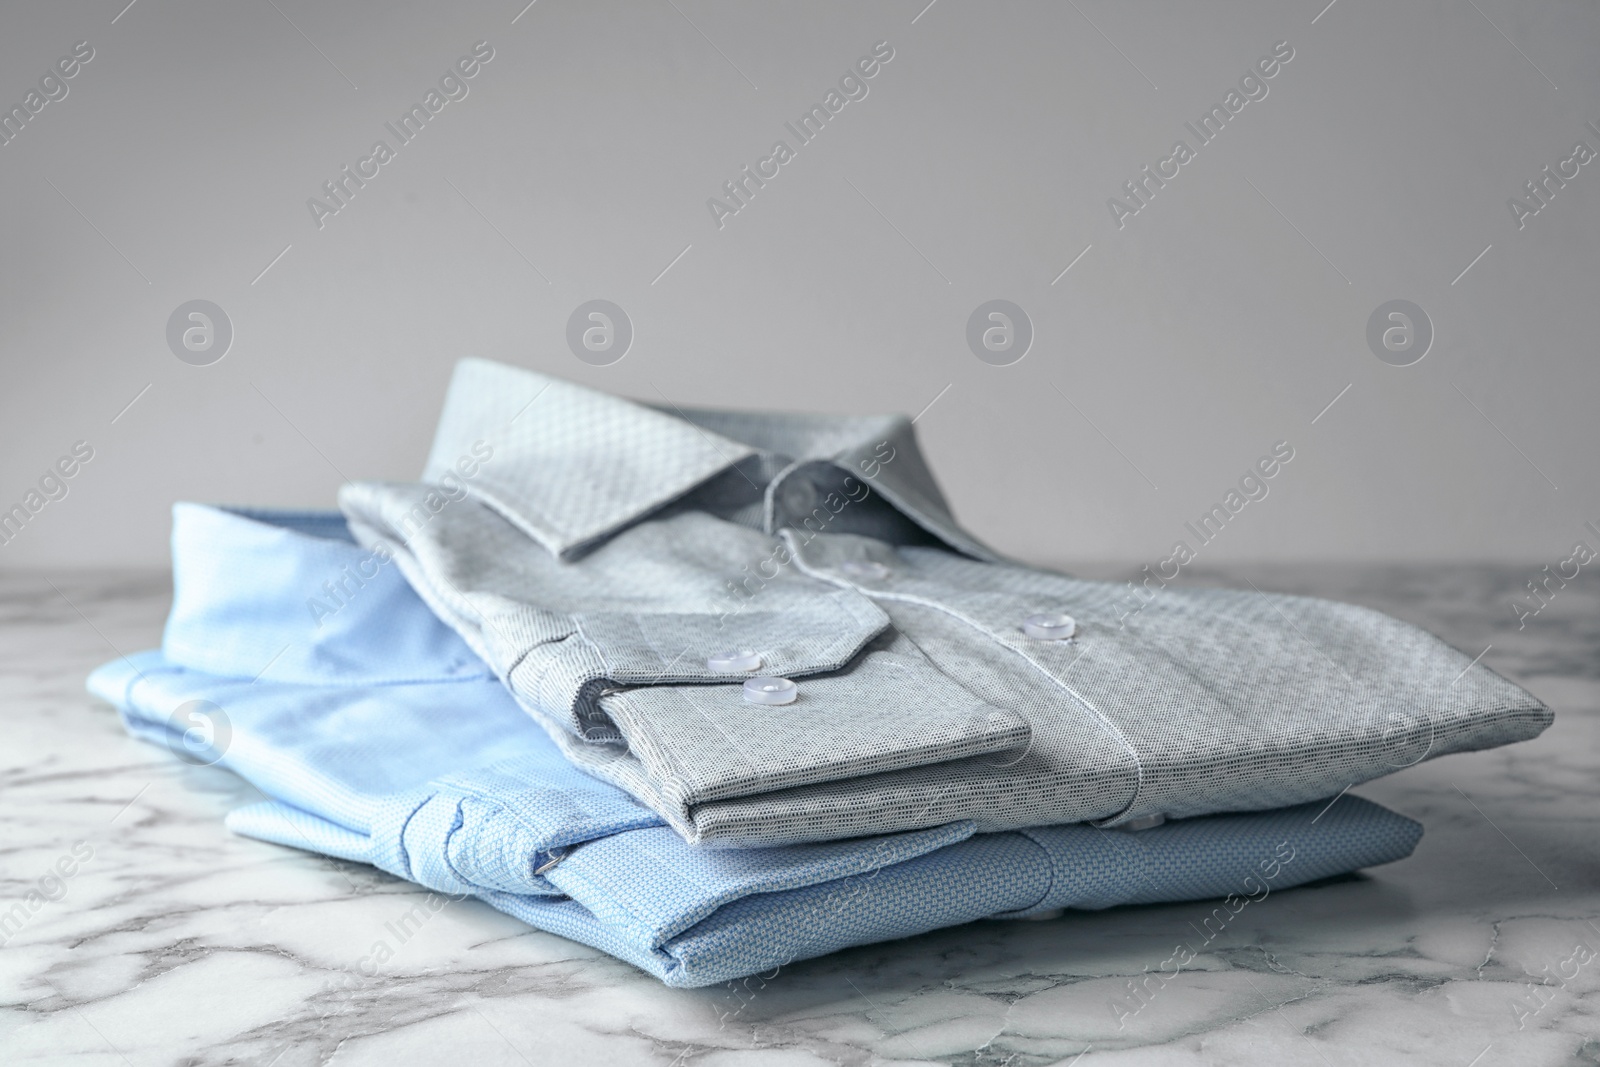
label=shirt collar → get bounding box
[418,359,997,562]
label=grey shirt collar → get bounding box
[421,358,998,562]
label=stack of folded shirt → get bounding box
[89,359,1552,988]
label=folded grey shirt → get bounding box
[339,358,1552,847]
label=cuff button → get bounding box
[743,676,798,705]
[708,650,762,672]
[1023,612,1077,641]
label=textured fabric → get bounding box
[86,504,1424,987]
[339,359,1554,846]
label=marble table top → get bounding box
[2,565,1595,1066]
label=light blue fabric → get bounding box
[87,504,1425,987]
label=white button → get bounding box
[743,676,798,705]
[707,650,761,673]
[1119,813,1166,831]
[840,560,890,582]
[1023,612,1077,640]
[778,477,818,517]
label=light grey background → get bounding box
[2,0,1596,570]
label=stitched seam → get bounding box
[389,792,438,884]
[566,617,625,742]
[468,481,571,555]
[437,799,474,891]
[883,588,1146,810]
[667,686,771,797]
[1006,828,1059,915]
[786,545,1147,822]
[601,689,704,807]
[544,855,659,949]
[851,466,998,561]
[764,458,810,534]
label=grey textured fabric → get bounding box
[339,359,1552,847]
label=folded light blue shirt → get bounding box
[86,504,1425,987]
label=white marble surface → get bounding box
[2,565,1596,1066]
